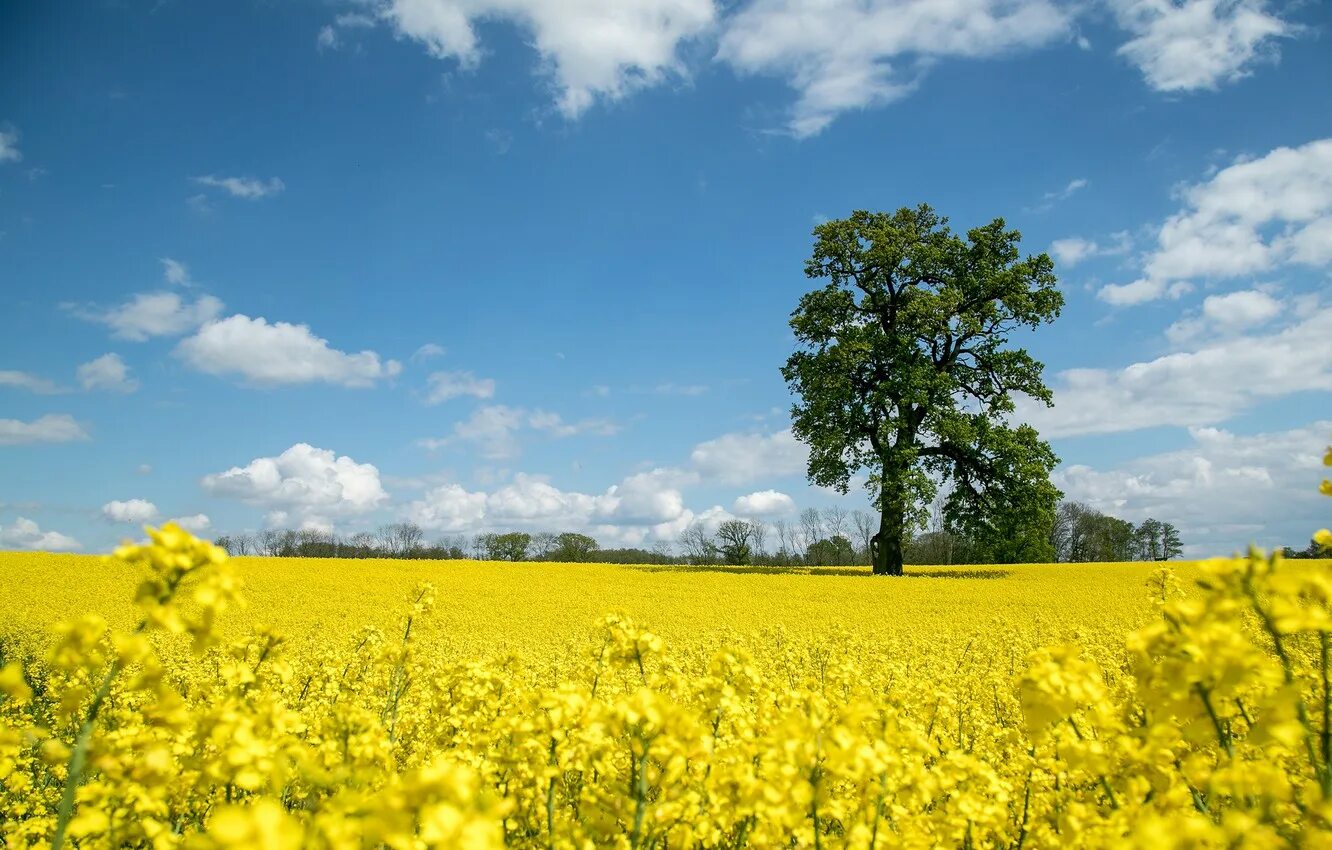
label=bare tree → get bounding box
[772,519,793,559]
[348,531,376,557]
[529,532,558,559]
[799,507,824,551]
[229,532,254,556]
[376,522,425,557]
[747,519,768,556]
[823,505,849,540]
[471,533,492,560]
[678,522,716,563]
[258,529,284,557]
[851,511,875,564]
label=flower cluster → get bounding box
[0,448,1328,848]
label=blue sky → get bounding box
[1,0,1330,557]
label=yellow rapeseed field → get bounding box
[1,461,1330,848]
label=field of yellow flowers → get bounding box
[1,465,1330,848]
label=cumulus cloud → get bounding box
[77,353,139,393]
[169,513,211,532]
[101,499,159,523]
[0,517,80,551]
[596,468,698,525]
[423,370,495,404]
[420,405,618,459]
[1020,302,1332,437]
[192,174,285,199]
[202,443,389,527]
[717,0,1072,137]
[690,428,807,484]
[0,370,62,394]
[0,414,90,445]
[380,0,716,117]
[176,315,402,387]
[406,466,697,545]
[1100,138,1332,305]
[71,291,225,341]
[1054,421,1331,557]
[732,489,796,517]
[1109,0,1293,92]
[1164,287,1282,345]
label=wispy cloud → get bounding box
[192,174,285,200]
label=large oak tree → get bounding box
[782,206,1064,575]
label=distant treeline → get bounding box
[214,500,1192,566]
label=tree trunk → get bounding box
[872,502,905,576]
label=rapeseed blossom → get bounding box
[0,452,1329,848]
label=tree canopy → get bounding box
[782,205,1064,574]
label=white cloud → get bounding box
[317,25,339,50]
[1165,287,1282,344]
[160,258,192,286]
[1045,177,1088,200]
[423,370,495,404]
[406,466,695,543]
[73,291,225,341]
[732,489,796,517]
[1021,303,1332,437]
[434,405,526,458]
[1100,138,1332,304]
[405,483,489,532]
[1098,278,1194,306]
[1054,421,1331,557]
[169,513,212,532]
[0,517,80,551]
[0,414,90,445]
[1049,231,1132,267]
[689,504,738,534]
[596,467,697,525]
[101,499,160,523]
[411,343,446,362]
[1050,237,1100,266]
[0,126,20,163]
[1110,0,1293,92]
[176,315,402,387]
[77,353,139,393]
[318,11,376,50]
[717,0,1071,137]
[380,0,716,118]
[528,410,619,438]
[192,174,285,199]
[1034,177,1090,211]
[202,443,389,527]
[0,370,62,394]
[654,382,709,396]
[421,405,618,459]
[690,427,807,484]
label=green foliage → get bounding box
[782,205,1064,574]
[550,532,600,562]
[806,535,856,567]
[715,519,753,566]
[483,532,532,562]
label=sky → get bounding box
[1,0,1330,558]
